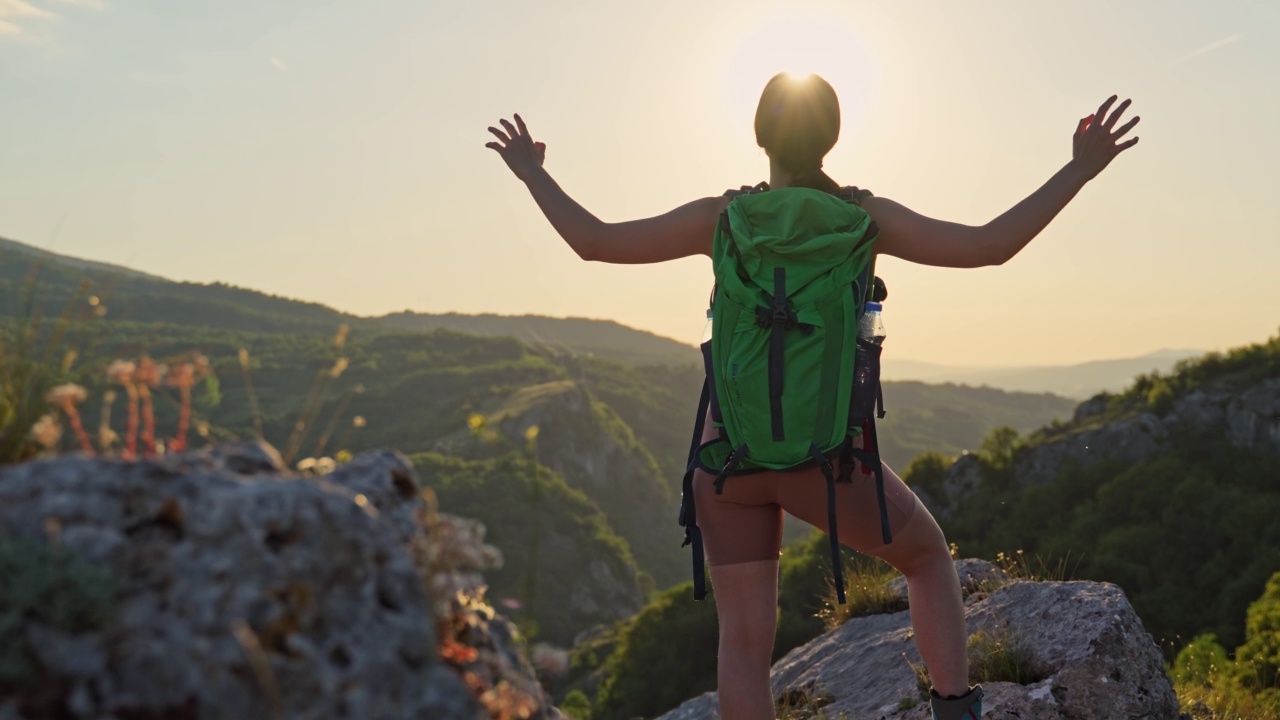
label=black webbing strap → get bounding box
[713,443,749,495]
[866,421,892,545]
[811,443,846,604]
[769,267,787,441]
[679,379,712,601]
[849,423,893,546]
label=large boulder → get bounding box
[656,560,1183,720]
[0,443,552,720]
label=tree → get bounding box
[1235,572,1280,691]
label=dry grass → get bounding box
[906,624,1049,702]
[967,626,1050,686]
[969,548,1081,596]
[817,555,908,630]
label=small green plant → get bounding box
[0,539,120,688]
[817,555,907,630]
[775,682,839,720]
[907,656,931,701]
[558,689,592,720]
[908,624,1049,698]
[974,549,1081,595]
[967,626,1049,686]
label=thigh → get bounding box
[776,460,920,555]
[692,467,785,566]
[691,409,785,566]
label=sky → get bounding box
[1,0,1278,367]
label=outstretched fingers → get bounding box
[1094,95,1118,129]
[1112,114,1140,141]
[1102,98,1132,131]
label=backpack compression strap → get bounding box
[679,379,712,601]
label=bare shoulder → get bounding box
[859,195,992,268]
[858,194,903,218]
[590,193,730,264]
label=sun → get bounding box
[715,9,879,146]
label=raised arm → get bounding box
[486,114,726,264]
[870,96,1140,268]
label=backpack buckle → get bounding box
[756,300,800,330]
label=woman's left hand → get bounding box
[486,114,546,182]
[1070,96,1140,181]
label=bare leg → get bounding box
[865,473,968,697]
[709,559,780,720]
[779,461,969,697]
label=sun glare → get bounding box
[716,9,879,146]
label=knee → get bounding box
[875,509,953,577]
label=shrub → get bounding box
[593,582,719,720]
[1235,572,1280,691]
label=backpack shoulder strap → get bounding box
[837,185,874,205]
[722,181,770,200]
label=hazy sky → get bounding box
[2,0,1277,366]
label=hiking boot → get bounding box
[930,685,983,720]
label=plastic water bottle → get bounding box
[700,309,714,345]
[858,302,886,345]
[853,302,886,400]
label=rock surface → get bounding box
[656,559,1183,720]
[0,443,553,720]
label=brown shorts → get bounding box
[691,413,918,566]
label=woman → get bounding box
[486,73,1138,720]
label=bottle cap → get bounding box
[865,302,883,312]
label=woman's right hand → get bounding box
[1070,95,1140,181]
[486,114,546,182]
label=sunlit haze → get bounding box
[2,0,1277,366]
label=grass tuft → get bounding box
[775,682,845,720]
[816,555,908,630]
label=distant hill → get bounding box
[0,237,163,282]
[884,349,1205,399]
[0,235,698,367]
[370,312,700,367]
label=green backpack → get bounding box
[679,183,891,602]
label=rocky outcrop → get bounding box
[1223,378,1280,453]
[0,443,554,720]
[922,376,1280,519]
[1010,410,1169,486]
[656,560,1183,720]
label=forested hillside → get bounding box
[911,330,1280,653]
